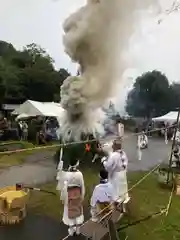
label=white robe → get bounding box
[117,123,124,138]
[56,148,66,199]
[103,150,128,202]
[56,160,66,190]
[175,130,180,143]
[61,170,85,226]
[138,134,148,149]
[90,181,115,222]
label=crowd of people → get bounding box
[55,135,129,237]
[0,112,60,144]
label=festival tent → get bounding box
[12,100,64,117]
[16,113,29,120]
[152,111,178,123]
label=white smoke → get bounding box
[115,0,180,113]
[60,0,160,140]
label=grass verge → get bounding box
[0,141,35,168]
[0,141,58,168]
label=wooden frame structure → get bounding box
[80,197,130,240]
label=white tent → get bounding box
[16,113,29,120]
[152,111,178,123]
[12,100,64,117]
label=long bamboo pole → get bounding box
[167,109,180,184]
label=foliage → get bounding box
[0,40,70,105]
[126,70,173,118]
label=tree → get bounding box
[169,83,180,109]
[0,40,70,104]
[126,70,172,118]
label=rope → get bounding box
[165,182,175,216]
[118,179,175,231]
[117,209,166,231]
[96,163,161,223]
[0,123,177,155]
[61,234,70,240]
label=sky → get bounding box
[1,0,180,113]
[0,0,86,74]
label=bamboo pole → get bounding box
[167,109,180,184]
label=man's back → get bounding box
[91,182,114,207]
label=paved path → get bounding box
[0,136,172,240]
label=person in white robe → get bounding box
[90,169,115,222]
[137,135,142,161]
[164,127,168,145]
[56,147,66,200]
[60,158,85,236]
[101,139,129,203]
[117,122,124,139]
[138,131,148,149]
[175,129,180,145]
[172,144,180,167]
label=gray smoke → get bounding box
[60,0,160,140]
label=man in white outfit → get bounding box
[60,158,85,236]
[175,129,180,145]
[138,131,148,149]
[101,139,129,202]
[90,169,115,222]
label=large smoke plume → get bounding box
[60,0,160,140]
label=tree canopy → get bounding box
[0,40,70,105]
[126,70,180,118]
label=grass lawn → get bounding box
[0,141,35,168]
[28,170,180,240]
[0,141,58,168]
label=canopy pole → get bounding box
[167,109,180,184]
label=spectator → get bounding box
[21,121,28,141]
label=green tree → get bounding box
[169,83,180,109]
[126,70,172,118]
[0,41,70,104]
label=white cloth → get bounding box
[103,150,128,202]
[61,170,85,226]
[138,134,148,148]
[164,129,168,144]
[56,148,65,196]
[90,181,115,221]
[137,136,142,160]
[175,130,180,143]
[137,147,142,161]
[118,123,124,138]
